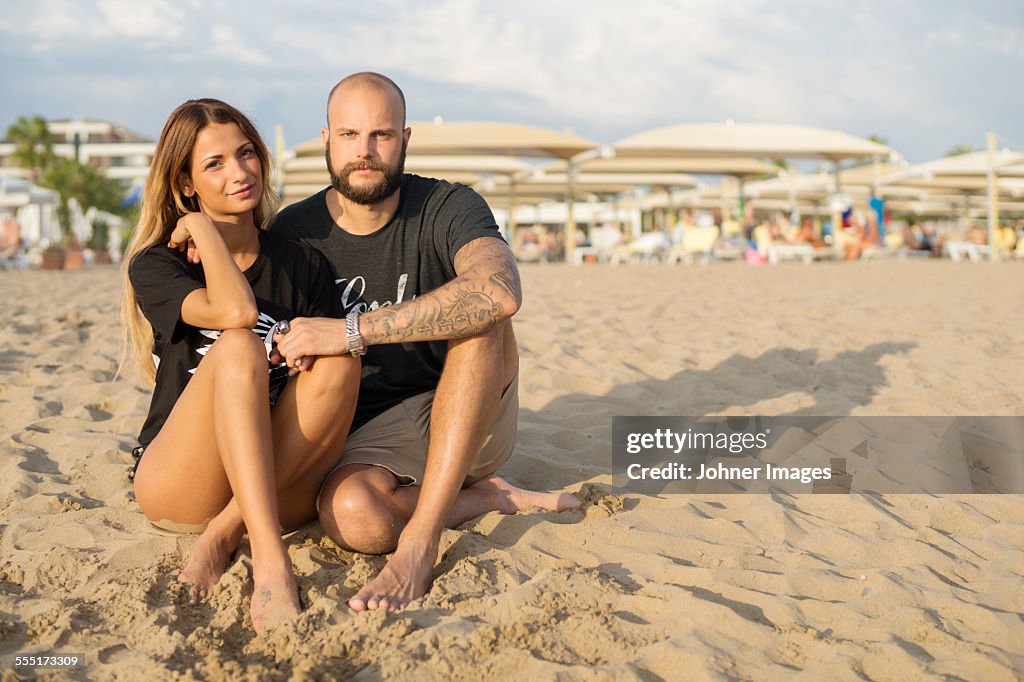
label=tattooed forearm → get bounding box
[489,258,522,308]
[361,237,521,346]
[363,279,505,344]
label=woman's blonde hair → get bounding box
[119,99,278,383]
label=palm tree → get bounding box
[946,144,975,157]
[5,115,55,183]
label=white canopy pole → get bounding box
[507,178,517,244]
[986,131,1000,262]
[565,162,576,263]
[832,160,843,254]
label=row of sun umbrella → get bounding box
[279,122,1017,260]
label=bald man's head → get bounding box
[326,72,407,129]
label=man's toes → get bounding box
[558,493,582,511]
[347,597,366,612]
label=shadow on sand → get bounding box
[443,340,916,562]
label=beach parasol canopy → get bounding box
[883,150,1024,179]
[613,122,891,250]
[613,123,891,161]
[405,120,600,160]
[543,156,779,177]
[293,122,599,160]
[477,172,699,202]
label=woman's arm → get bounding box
[173,214,258,329]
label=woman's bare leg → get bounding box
[180,354,360,597]
[133,329,303,631]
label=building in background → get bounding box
[0,118,154,193]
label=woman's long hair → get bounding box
[119,99,278,383]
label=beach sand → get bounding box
[1,260,1022,680]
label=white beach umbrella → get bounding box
[614,123,892,250]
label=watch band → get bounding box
[345,309,366,357]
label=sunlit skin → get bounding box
[270,78,580,614]
[320,84,410,235]
[173,123,262,267]
[133,119,360,633]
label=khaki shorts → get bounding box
[330,372,519,488]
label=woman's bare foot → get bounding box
[251,564,301,633]
[177,523,243,603]
[470,474,581,514]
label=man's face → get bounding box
[323,85,409,206]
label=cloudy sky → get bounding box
[2,0,1022,163]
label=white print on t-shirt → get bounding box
[187,312,282,374]
[337,273,409,314]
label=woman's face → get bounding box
[184,122,262,221]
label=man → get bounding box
[270,72,578,612]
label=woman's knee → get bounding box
[204,329,267,373]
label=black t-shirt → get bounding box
[129,229,342,447]
[270,174,502,430]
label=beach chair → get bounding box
[606,233,667,265]
[666,226,719,264]
[860,232,903,260]
[767,243,814,265]
[625,232,672,264]
[573,225,625,265]
[750,225,814,265]
[945,242,990,262]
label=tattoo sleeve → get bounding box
[361,237,522,345]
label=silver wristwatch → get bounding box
[345,309,366,357]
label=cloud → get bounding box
[210,24,271,66]
[96,0,186,41]
[12,0,186,50]
[1,1,1022,161]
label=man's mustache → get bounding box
[343,161,389,174]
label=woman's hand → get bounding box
[168,213,213,264]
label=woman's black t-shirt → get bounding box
[128,229,342,447]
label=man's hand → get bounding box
[271,317,350,371]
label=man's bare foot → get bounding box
[348,539,436,613]
[251,566,301,633]
[177,524,242,603]
[470,474,581,514]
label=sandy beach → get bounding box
[1,259,1022,680]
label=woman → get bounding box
[120,99,359,632]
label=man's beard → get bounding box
[326,140,406,206]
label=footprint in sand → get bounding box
[577,483,635,519]
[37,400,63,418]
[85,404,114,421]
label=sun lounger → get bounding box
[767,243,814,264]
[571,246,599,265]
[749,226,816,265]
[945,242,990,262]
[572,226,626,265]
[666,226,719,265]
[860,245,901,260]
